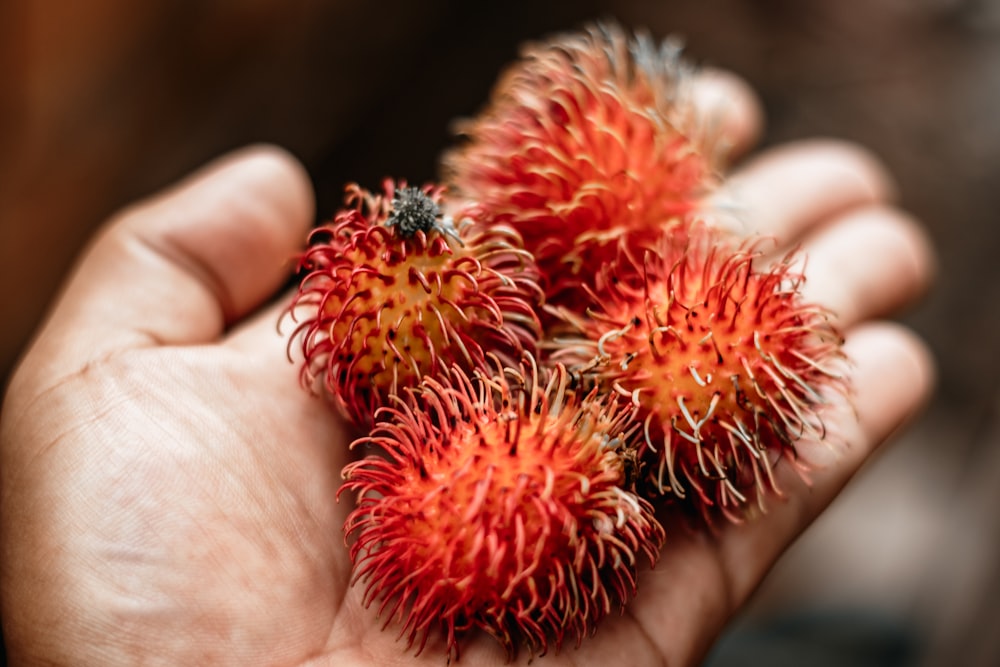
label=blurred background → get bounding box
[1,0,998,664]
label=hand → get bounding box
[0,69,933,666]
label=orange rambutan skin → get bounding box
[552,231,845,520]
[442,22,720,309]
[339,363,664,660]
[287,180,542,429]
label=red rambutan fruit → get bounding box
[551,229,845,521]
[441,22,723,310]
[339,360,664,660]
[286,180,542,429]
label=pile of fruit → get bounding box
[284,22,844,661]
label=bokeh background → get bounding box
[2,1,998,664]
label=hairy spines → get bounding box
[340,362,664,659]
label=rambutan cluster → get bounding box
[284,20,845,661]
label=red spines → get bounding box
[340,363,663,660]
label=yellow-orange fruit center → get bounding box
[325,233,484,390]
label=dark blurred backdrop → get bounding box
[2,1,998,664]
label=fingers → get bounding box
[718,322,936,604]
[690,68,765,164]
[796,205,936,328]
[716,140,897,242]
[27,145,314,378]
[721,138,931,330]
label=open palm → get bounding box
[0,72,933,667]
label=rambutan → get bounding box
[551,229,845,520]
[441,22,722,310]
[340,361,664,660]
[286,180,542,429]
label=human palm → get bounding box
[1,72,933,666]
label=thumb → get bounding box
[23,145,314,383]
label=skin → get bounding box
[0,70,934,666]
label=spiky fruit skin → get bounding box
[287,180,542,429]
[442,22,720,311]
[340,363,664,660]
[552,231,845,521]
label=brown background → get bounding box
[2,0,998,663]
